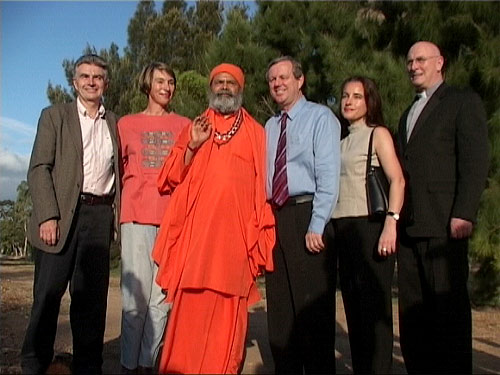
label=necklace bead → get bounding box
[213,109,243,145]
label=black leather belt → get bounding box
[80,193,114,205]
[270,194,314,209]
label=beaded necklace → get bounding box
[213,109,243,145]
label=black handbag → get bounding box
[366,128,389,217]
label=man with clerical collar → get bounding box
[22,54,120,375]
[397,41,489,374]
[152,63,275,374]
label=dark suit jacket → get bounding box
[397,83,489,238]
[27,102,120,253]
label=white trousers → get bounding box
[120,223,171,369]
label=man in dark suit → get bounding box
[21,54,120,375]
[397,41,489,374]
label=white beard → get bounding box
[208,90,243,114]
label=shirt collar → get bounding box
[279,95,306,121]
[77,97,105,119]
[419,80,443,100]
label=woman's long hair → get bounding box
[339,76,385,137]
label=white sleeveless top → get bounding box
[332,123,381,219]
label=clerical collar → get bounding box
[418,80,443,100]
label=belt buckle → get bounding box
[81,193,100,205]
[81,194,91,205]
[292,195,313,205]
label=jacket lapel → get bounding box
[67,102,84,162]
[399,107,411,151]
[407,83,448,143]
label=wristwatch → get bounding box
[387,211,400,221]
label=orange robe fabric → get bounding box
[161,290,248,374]
[152,108,275,374]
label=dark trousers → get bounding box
[398,233,472,374]
[266,202,337,374]
[334,217,395,374]
[21,203,113,375]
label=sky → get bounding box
[1,1,143,200]
[0,1,257,201]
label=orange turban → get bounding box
[209,63,245,89]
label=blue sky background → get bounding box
[1,1,143,200]
[1,1,255,201]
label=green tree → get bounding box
[190,0,224,70]
[143,7,192,71]
[470,110,500,306]
[162,0,187,15]
[171,70,208,119]
[0,181,32,258]
[15,181,32,258]
[46,82,73,105]
[126,0,157,69]
[0,200,15,254]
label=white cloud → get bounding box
[0,148,30,201]
[1,117,36,137]
[0,117,35,200]
[0,116,36,156]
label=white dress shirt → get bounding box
[77,97,114,196]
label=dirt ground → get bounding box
[1,257,499,374]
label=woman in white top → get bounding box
[332,76,405,373]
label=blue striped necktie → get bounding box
[272,113,289,207]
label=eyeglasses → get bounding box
[406,55,441,68]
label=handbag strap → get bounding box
[366,127,376,176]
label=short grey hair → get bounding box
[73,54,109,81]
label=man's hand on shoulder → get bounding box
[305,231,325,253]
[39,219,60,246]
[450,217,473,239]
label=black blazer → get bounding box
[397,83,489,238]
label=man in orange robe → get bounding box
[152,63,275,374]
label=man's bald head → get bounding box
[406,41,445,91]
